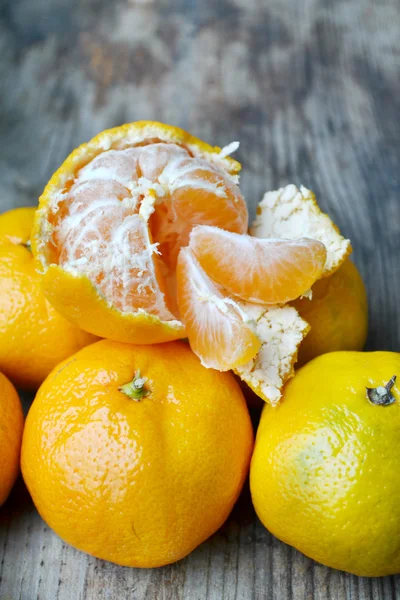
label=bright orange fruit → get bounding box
[251,351,400,576]
[176,247,261,371]
[294,259,368,365]
[190,225,327,304]
[0,371,23,506]
[32,122,248,343]
[21,339,253,567]
[0,207,97,390]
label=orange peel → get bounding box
[235,304,310,405]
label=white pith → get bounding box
[251,184,351,275]
[235,304,310,405]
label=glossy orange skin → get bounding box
[0,371,24,506]
[21,339,253,567]
[251,351,400,576]
[0,208,97,389]
[294,259,368,366]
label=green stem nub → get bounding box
[119,370,150,401]
[366,375,397,406]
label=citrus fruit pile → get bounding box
[6,121,398,578]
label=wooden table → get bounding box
[0,1,399,598]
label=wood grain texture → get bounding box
[0,0,399,598]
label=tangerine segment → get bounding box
[151,158,247,269]
[235,304,310,405]
[176,248,261,371]
[251,185,352,276]
[190,226,327,304]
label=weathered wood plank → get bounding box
[0,0,399,598]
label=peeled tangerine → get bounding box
[32,122,247,344]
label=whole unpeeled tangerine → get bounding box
[294,259,368,366]
[0,371,23,506]
[21,339,253,568]
[251,351,400,577]
[0,207,97,390]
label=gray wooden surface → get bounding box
[0,0,399,598]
